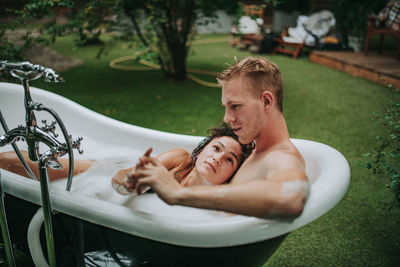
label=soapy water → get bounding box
[49,136,222,219]
[50,135,144,203]
[0,135,242,219]
[0,134,142,204]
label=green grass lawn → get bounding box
[8,34,400,266]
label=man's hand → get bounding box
[131,156,183,204]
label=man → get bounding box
[118,56,309,219]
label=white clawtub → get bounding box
[0,82,350,266]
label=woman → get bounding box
[0,123,254,192]
[112,123,254,195]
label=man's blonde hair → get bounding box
[217,57,284,112]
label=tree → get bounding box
[7,0,240,81]
[13,0,115,46]
[117,0,239,80]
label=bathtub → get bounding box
[0,82,350,266]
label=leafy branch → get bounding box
[364,86,400,208]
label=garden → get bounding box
[1,0,399,266]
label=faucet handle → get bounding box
[43,67,64,83]
[41,119,58,137]
[70,136,83,154]
[10,69,43,81]
[0,60,64,82]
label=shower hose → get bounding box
[109,37,230,88]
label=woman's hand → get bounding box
[111,167,135,195]
[111,148,153,195]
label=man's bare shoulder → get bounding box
[264,141,305,168]
[263,141,307,182]
[231,141,306,184]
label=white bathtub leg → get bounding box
[27,207,49,267]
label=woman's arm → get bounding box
[156,148,192,171]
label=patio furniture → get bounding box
[229,4,265,50]
[272,29,305,59]
[364,2,400,59]
[272,10,336,59]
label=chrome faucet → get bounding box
[0,60,64,82]
[0,60,83,267]
[0,60,83,188]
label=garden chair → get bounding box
[272,27,305,59]
[272,10,336,59]
[364,1,400,60]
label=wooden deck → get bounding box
[309,50,400,89]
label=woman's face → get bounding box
[195,136,242,185]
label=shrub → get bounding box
[332,0,387,38]
[364,85,400,208]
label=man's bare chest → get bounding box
[230,156,268,184]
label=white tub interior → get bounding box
[0,82,350,247]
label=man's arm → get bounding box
[134,152,309,219]
[175,170,308,219]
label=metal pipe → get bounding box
[37,106,77,191]
[22,78,40,162]
[38,152,57,267]
[0,110,37,180]
[0,171,16,267]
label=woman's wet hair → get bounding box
[191,122,255,179]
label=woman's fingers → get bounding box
[112,150,164,196]
[141,156,158,164]
[134,148,153,169]
[112,179,132,195]
[143,147,153,157]
[139,148,153,166]
[134,148,155,171]
[141,156,161,167]
[111,169,136,195]
[112,148,154,195]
